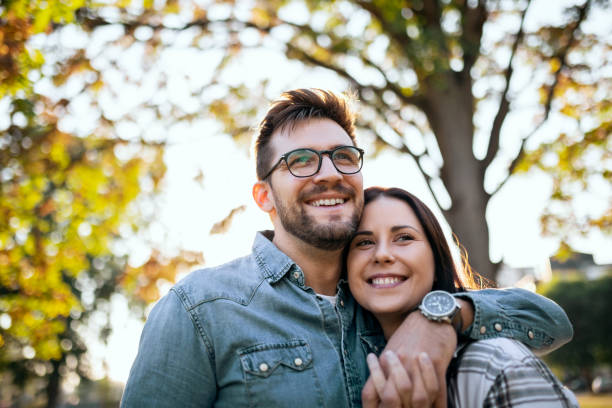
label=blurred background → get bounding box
[0,0,610,406]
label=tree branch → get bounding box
[358,96,444,210]
[460,0,487,73]
[354,0,416,59]
[488,0,591,197]
[481,1,531,175]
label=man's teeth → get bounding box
[371,277,403,285]
[311,198,346,207]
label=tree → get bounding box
[539,274,612,384]
[0,2,202,406]
[33,0,608,282]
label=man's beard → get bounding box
[274,185,361,251]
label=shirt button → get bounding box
[339,300,344,307]
[293,271,300,279]
[528,330,534,339]
[494,323,502,332]
[479,326,486,334]
[259,363,269,372]
[294,358,303,366]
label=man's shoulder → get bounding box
[172,253,265,308]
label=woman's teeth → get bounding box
[370,277,404,285]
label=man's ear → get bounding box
[252,181,275,213]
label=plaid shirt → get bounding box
[449,338,578,407]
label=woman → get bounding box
[347,187,578,407]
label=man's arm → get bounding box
[362,288,573,407]
[457,288,573,354]
[121,289,216,407]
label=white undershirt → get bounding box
[317,293,337,306]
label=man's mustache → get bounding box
[298,184,356,202]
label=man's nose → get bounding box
[312,155,342,183]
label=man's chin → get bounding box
[298,222,357,251]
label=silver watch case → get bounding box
[418,290,461,324]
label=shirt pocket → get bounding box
[238,339,324,407]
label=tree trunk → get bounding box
[46,359,62,408]
[421,71,500,283]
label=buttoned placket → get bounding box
[288,266,363,408]
[335,285,364,407]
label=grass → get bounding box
[576,393,612,408]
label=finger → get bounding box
[432,373,448,408]
[409,352,439,408]
[383,350,413,407]
[366,353,387,397]
[417,352,440,398]
[378,351,407,408]
[362,377,381,408]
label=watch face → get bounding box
[423,291,455,317]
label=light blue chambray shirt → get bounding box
[121,231,572,407]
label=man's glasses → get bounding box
[262,145,364,179]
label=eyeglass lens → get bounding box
[286,146,362,177]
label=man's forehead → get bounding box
[269,118,354,154]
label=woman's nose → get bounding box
[374,243,395,264]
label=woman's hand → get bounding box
[362,351,441,408]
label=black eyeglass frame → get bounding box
[262,145,365,180]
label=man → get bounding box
[121,89,572,407]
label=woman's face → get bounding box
[347,196,435,319]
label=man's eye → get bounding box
[288,155,315,167]
[334,152,359,164]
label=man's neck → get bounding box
[272,231,343,296]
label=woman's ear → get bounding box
[252,181,275,213]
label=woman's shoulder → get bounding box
[458,337,533,366]
[449,338,578,408]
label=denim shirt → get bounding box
[121,231,572,407]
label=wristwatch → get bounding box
[418,290,463,333]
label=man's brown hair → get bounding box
[254,88,357,180]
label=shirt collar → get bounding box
[252,230,296,284]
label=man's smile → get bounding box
[309,197,347,207]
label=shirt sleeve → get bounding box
[120,289,216,407]
[455,288,573,354]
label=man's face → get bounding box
[266,118,364,251]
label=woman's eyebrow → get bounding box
[391,225,419,233]
[353,230,373,237]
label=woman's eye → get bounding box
[354,239,374,247]
[396,234,414,242]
